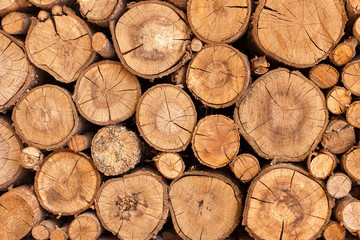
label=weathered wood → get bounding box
[347,101,360,128]
[32,219,58,240]
[229,154,260,183]
[190,38,202,52]
[347,0,360,23]
[323,221,346,240]
[1,11,30,34]
[329,37,358,66]
[251,56,270,75]
[308,64,339,89]
[50,224,69,240]
[67,132,94,152]
[68,212,103,240]
[167,0,186,11]
[29,0,72,10]
[335,195,360,237]
[326,86,352,115]
[326,173,352,199]
[307,150,337,179]
[342,146,360,182]
[0,0,28,17]
[92,32,116,59]
[342,59,360,96]
[20,146,44,171]
[353,17,360,41]
[154,152,185,180]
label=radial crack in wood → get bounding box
[326,173,352,199]
[307,150,337,179]
[230,154,261,183]
[68,212,103,240]
[154,152,185,179]
[308,64,339,89]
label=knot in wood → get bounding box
[272,189,303,224]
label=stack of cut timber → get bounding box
[2,0,360,239]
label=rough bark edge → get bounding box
[0,0,29,17]
[342,59,360,96]
[154,152,185,179]
[136,83,197,152]
[229,153,261,183]
[186,43,251,108]
[34,149,101,216]
[29,0,74,10]
[342,145,360,181]
[186,0,252,44]
[234,68,329,162]
[242,163,333,240]
[109,0,192,80]
[73,60,141,126]
[251,0,347,68]
[308,63,339,89]
[169,171,243,240]
[94,168,169,240]
[306,149,338,179]
[25,6,96,84]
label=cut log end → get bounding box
[92,32,116,59]
[1,11,30,35]
[230,154,261,183]
[154,152,185,179]
[20,146,44,171]
[347,101,360,128]
[342,59,360,96]
[342,146,360,181]
[50,224,69,240]
[309,64,339,89]
[323,221,346,240]
[32,219,57,240]
[326,86,352,115]
[335,196,360,236]
[327,173,352,199]
[67,133,94,152]
[68,212,103,240]
[329,37,358,66]
[0,0,29,17]
[307,151,337,179]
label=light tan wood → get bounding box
[235,68,328,162]
[187,0,251,43]
[342,146,360,182]
[50,224,69,240]
[32,219,58,240]
[136,84,197,152]
[35,150,101,216]
[347,101,360,128]
[68,212,103,240]
[92,32,116,59]
[243,164,331,240]
[309,64,339,89]
[167,0,187,11]
[154,152,185,179]
[190,38,202,52]
[91,125,141,176]
[12,84,79,150]
[170,64,187,86]
[192,115,240,168]
[353,17,360,41]
[0,185,45,239]
[74,60,141,125]
[1,11,30,35]
[327,173,352,199]
[307,150,337,179]
[330,37,358,66]
[252,0,346,68]
[187,44,250,108]
[29,0,72,9]
[342,59,360,96]
[323,221,346,240]
[326,86,352,115]
[111,1,191,79]
[20,146,44,171]
[335,195,360,237]
[0,29,38,113]
[95,169,169,240]
[169,171,242,240]
[230,154,261,183]
[321,119,356,154]
[67,133,94,152]
[26,6,96,83]
[251,56,270,75]
[0,0,28,17]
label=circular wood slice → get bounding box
[26,6,96,83]
[342,146,360,181]
[20,146,44,171]
[235,68,328,162]
[347,101,360,128]
[74,60,141,125]
[329,37,358,67]
[252,0,346,68]
[326,86,352,115]
[192,115,240,168]
[95,169,169,240]
[335,196,360,236]
[243,164,332,240]
[154,152,185,179]
[342,59,360,96]
[326,173,352,199]
[169,171,242,240]
[12,84,79,150]
[111,1,191,79]
[68,212,102,240]
[230,154,261,183]
[307,151,337,179]
[50,224,68,240]
[187,0,251,43]
[136,84,197,152]
[309,64,339,89]
[32,220,57,240]
[323,221,346,240]
[0,0,28,17]
[67,133,94,153]
[186,44,250,108]
[91,125,141,176]
[35,150,101,216]
[1,11,31,35]
[321,119,355,154]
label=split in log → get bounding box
[229,154,261,183]
[136,84,197,152]
[153,152,185,180]
[0,185,45,239]
[342,146,360,182]
[323,221,346,240]
[0,29,38,113]
[169,171,242,240]
[91,125,141,176]
[32,219,58,240]
[335,195,360,237]
[326,86,352,115]
[1,11,30,35]
[342,59,360,96]
[67,132,94,152]
[110,1,191,79]
[20,146,44,171]
[26,6,96,83]
[321,118,356,154]
[235,68,328,162]
[308,64,339,89]
[92,32,116,59]
[251,56,270,75]
[307,150,337,179]
[95,169,169,240]
[243,164,332,240]
[347,101,360,128]
[192,115,240,168]
[326,172,352,199]
[12,84,79,150]
[35,150,101,216]
[186,44,250,108]
[252,0,346,68]
[187,0,251,43]
[74,60,141,125]
[329,37,358,66]
[29,0,72,10]
[50,224,69,240]
[68,212,103,240]
[0,0,28,17]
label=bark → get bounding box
[335,195,360,237]
[326,86,352,115]
[153,152,185,179]
[342,145,360,181]
[32,219,58,240]
[68,211,103,240]
[230,154,261,183]
[329,37,358,66]
[92,32,116,59]
[1,11,30,34]
[309,64,339,89]
[20,146,44,171]
[251,56,270,75]
[307,150,337,179]
[323,221,346,240]
[346,101,360,128]
[67,132,94,153]
[326,172,352,199]
[0,0,29,17]
[342,58,360,96]
[29,0,73,10]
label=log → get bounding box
[335,195,360,237]
[187,0,251,43]
[91,125,141,176]
[342,59,360,96]
[167,0,186,11]
[229,154,261,183]
[12,84,80,150]
[153,152,185,179]
[169,171,242,240]
[353,17,360,41]
[326,172,352,199]
[252,0,346,68]
[190,38,202,52]
[32,219,58,240]
[321,118,356,154]
[35,150,101,216]
[136,84,197,152]
[170,64,187,87]
[326,86,352,115]
[251,56,270,75]
[307,150,337,179]
[68,212,103,240]
[0,29,38,113]
[0,0,28,17]
[192,115,240,168]
[26,6,96,83]
[78,0,126,27]
[95,169,169,240]
[74,60,141,125]
[308,64,339,89]
[110,1,192,79]
[50,224,69,240]
[329,37,358,66]
[235,68,328,162]
[29,0,72,10]
[186,44,250,108]
[342,146,360,182]
[1,11,30,35]
[346,101,360,128]
[323,221,346,240]
[347,0,360,23]
[67,132,94,153]
[92,32,116,59]
[243,164,332,240]
[0,185,45,239]
[20,146,44,171]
